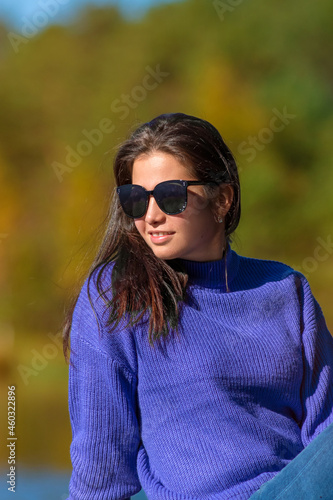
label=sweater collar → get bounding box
[177,243,239,291]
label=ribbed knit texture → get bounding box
[67,246,333,499]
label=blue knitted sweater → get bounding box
[67,246,333,499]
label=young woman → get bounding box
[64,113,333,499]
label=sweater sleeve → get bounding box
[67,271,142,500]
[297,274,333,447]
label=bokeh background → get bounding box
[0,0,333,498]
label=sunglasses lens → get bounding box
[118,185,147,218]
[155,181,186,214]
[118,181,188,218]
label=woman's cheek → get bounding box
[134,220,144,235]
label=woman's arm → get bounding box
[298,275,333,447]
[67,274,142,499]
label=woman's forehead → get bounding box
[131,152,194,187]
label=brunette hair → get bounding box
[62,113,241,361]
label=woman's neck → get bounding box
[175,243,239,291]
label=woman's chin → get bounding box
[150,246,181,261]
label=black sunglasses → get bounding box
[116,179,217,219]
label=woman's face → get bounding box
[131,151,230,261]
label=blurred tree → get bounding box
[0,0,333,466]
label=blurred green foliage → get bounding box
[0,0,333,468]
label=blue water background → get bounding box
[1,468,148,500]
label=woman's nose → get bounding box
[144,195,165,224]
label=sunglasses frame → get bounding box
[117,179,217,219]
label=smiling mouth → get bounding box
[149,232,174,236]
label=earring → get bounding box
[214,215,223,224]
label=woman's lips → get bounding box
[148,231,175,243]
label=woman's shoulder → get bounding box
[70,259,139,372]
[74,260,116,317]
[234,249,306,290]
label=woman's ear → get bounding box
[216,184,234,219]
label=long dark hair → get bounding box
[62,113,241,361]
